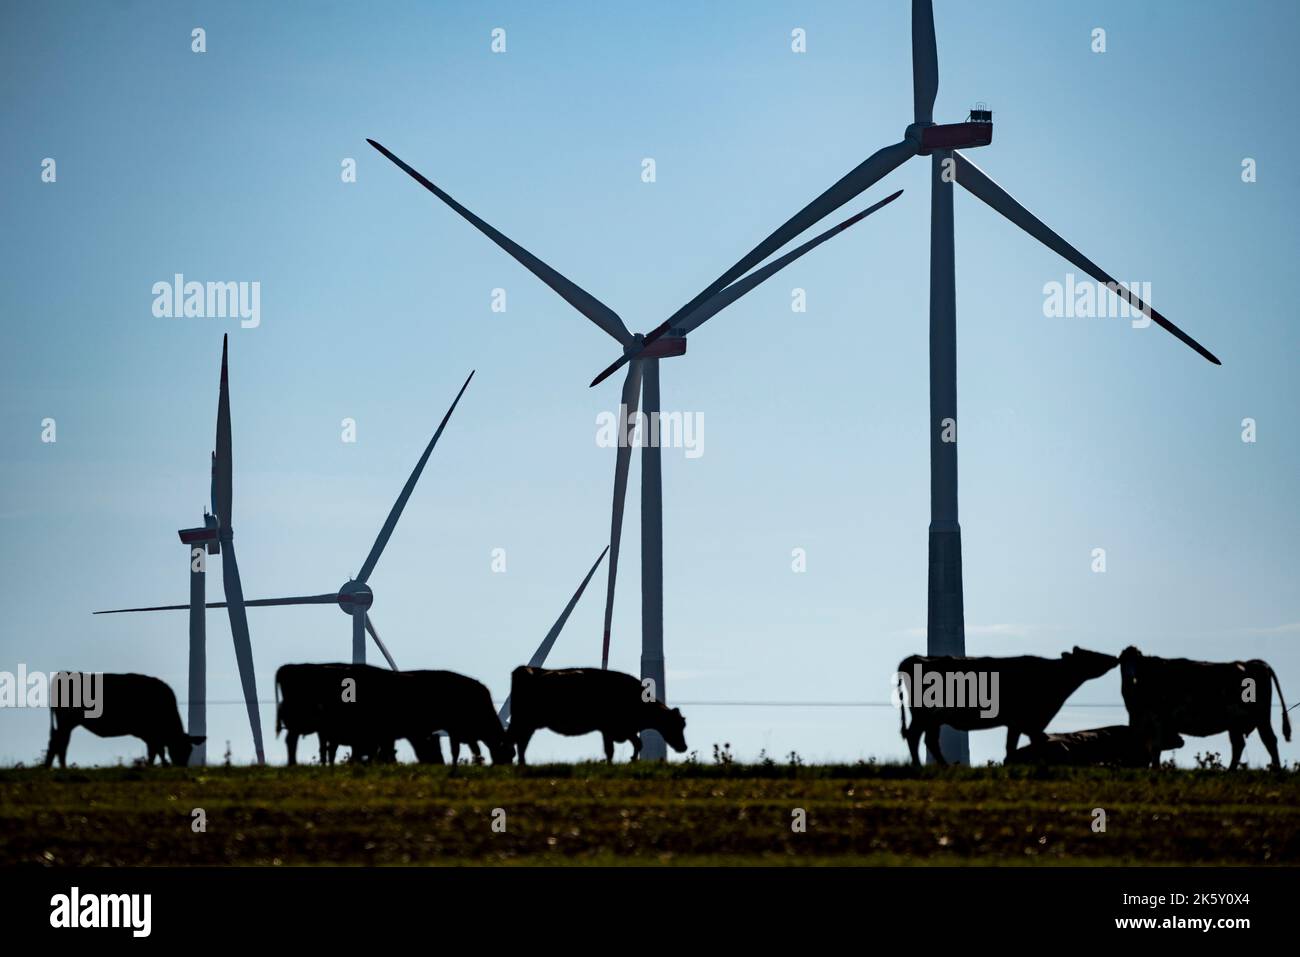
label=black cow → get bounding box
[276,663,441,765]
[898,648,1118,766]
[404,670,513,765]
[275,663,505,765]
[1119,647,1292,770]
[1007,724,1185,767]
[507,666,687,764]
[45,672,203,768]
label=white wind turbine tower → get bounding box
[98,370,475,680]
[369,137,901,758]
[621,0,1221,762]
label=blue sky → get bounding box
[2,0,1297,766]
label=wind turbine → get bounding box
[597,0,1221,762]
[97,370,475,680]
[497,545,609,727]
[95,335,264,765]
[369,137,901,759]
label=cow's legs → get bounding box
[629,733,642,762]
[146,742,160,766]
[1004,727,1020,760]
[924,726,948,767]
[602,733,615,764]
[1257,720,1282,771]
[905,721,926,767]
[513,727,535,766]
[285,731,299,766]
[449,738,462,765]
[46,722,72,769]
[1228,729,1247,770]
[468,740,483,766]
[326,741,339,766]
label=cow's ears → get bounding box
[189,735,207,745]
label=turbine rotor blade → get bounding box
[221,541,265,765]
[590,191,904,387]
[500,545,610,724]
[912,0,939,125]
[601,362,642,669]
[952,151,1221,365]
[357,370,474,584]
[214,334,233,529]
[653,139,916,341]
[365,614,399,671]
[367,139,632,345]
[94,593,340,614]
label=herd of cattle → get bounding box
[41,647,1292,771]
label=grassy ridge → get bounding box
[2,763,1297,866]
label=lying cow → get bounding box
[45,672,204,768]
[898,648,1118,766]
[1007,724,1185,767]
[1119,647,1292,770]
[507,666,687,764]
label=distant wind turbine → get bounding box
[95,335,264,764]
[97,370,475,680]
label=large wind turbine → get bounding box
[599,0,1220,762]
[369,138,900,759]
[98,370,475,676]
[95,335,265,764]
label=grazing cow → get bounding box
[1007,724,1185,767]
[45,672,203,768]
[898,648,1118,766]
[276,663,426,765]
[1119,647,1292,770]
[507,666,687,764]
[275,663,506,766]
[404,670,513,765]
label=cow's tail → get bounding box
[274,669,283,738]
[1270,667,1292,742]
[897,655,919,740]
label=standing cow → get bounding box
[898,648,1118,766]
[1119,647,1292,770]
[45,672,203,768]
[276,663,507,765]
[404,670,513,765]
[507,666,687,764]
[276,663,433,765]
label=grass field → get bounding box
[2,762,1298,866]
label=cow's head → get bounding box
[1062,647,1118,680]
[489,738,515,765]
[661,708,687,753]
[168,735,206,766]
[1118,646,1144,685]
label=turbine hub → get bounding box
[337,580,374,616]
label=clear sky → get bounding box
[2,0,1297,767]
